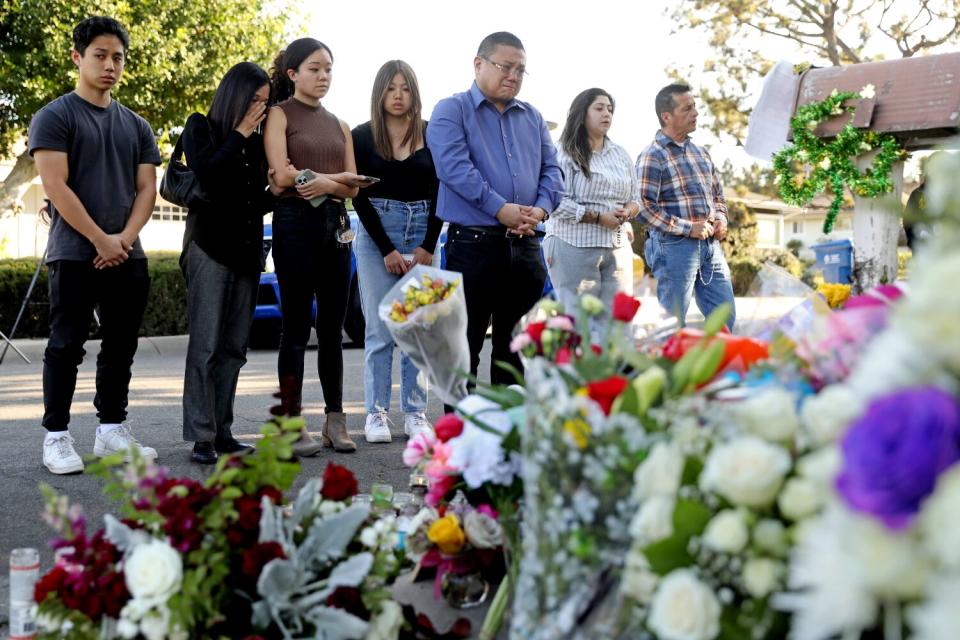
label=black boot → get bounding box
[215,436,253,455]
[191,441,218,465]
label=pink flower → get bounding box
[476,504,499,519]
[426,473,458,507]
[510,332,533,353]
[546,315,575,332]
[403,430,437,467]
[425,442,453,479]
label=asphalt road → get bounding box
[0,335,493,626]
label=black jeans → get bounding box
[272,199,351,414]
[42,259,150,432]
[444,224,546,386]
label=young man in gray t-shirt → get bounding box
[28,16,162,475]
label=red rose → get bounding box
[590,344,602,356]
[555,347,573,364]
[321,462,359,501]
[526,321,547,345]
[34,566,67,604]
[242,541,286,577]
[611,292,641,322]
[586,376,629,415]
[434,414,465,442]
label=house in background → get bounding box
[723,187,854,257]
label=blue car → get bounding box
[250,212,552,349]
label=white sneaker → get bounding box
[43,432,85,475]
[93,425,158,461]
[364,412,392,443]
[404,412,433,439]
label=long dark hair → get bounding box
[560,88,615,179]
[370,60,423,161]
[207,62,270,143]
[269,38,333,103]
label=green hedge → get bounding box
[0,252,187,339]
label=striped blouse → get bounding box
[545,139,639,248]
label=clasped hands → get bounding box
[93,232,135,269]
[496,203,546,236]
[689,216,727,241]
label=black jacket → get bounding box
[180,113,275,274]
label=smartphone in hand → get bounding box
[357,175,381,186]
[295,169,327,207]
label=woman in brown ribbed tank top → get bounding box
[264,37,373,455]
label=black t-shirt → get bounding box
[351,121,442,257]
[180,113,275,274]
[28,92,161,262]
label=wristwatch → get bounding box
[541,210,550,223]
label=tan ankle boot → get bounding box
[292,426,323,457]
[322,412,356,453]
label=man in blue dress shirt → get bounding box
[427,31,563,386]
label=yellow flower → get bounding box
[816,283,852,309]
[427,514,466,555]
[564,417,591,449]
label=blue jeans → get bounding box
[644,231,736,330]
[355,198,431,414]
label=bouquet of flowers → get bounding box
[509,294,756,639]
[34,417,405,640]
[380,265,469,404]
[775,151,960,640]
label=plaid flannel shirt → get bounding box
[634,130,727,236]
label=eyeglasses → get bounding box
[482,57,528,78]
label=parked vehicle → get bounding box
[250,211,554,349]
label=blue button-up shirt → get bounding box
[427,82,563,226]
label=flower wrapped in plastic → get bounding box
[379,265,469,405]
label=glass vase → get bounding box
[441,569,489,609]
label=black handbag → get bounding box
[160,132,208,208]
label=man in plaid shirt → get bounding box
[635,83,736,330]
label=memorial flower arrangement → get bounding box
[776,151,960,640]
[34,418,405,640]
[509,295,775,639]
[772,85,909,233]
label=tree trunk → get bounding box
[0,151,38,217]
[852,153,903,291]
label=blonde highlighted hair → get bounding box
[370,60,423,161]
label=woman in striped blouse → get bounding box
[544,88,640,317]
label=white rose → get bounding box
[633,441,685,500]
[741,558,784,599]
[124,540,182,605]
[796,446,841,487]
[463,510,503,549]
[648,570,722,640]
[920,466,960,569]
[800,385,863,446]
[753,520,788,556]
[621,547,659,604]
[700,437,791,508]
[702,510,748,554]
[360,526,379,549]
[139,605,171,640]
[629,496,675,545]
[365,600,403,640]
[737,388,799,442]
[777,477,823,521]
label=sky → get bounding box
[301,0,736,162]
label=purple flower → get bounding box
[836,387,960,529]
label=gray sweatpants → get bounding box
[182,242,257,442]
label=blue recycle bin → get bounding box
[811,239,854,283]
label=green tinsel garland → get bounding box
[773,89,909,234]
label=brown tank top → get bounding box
[278,97,345,177]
